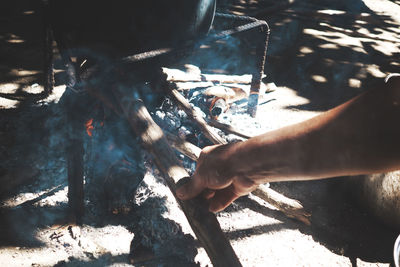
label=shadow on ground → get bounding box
[1,0,400,266]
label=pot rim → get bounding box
[394,234,400,267]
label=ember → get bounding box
[84,118,94,137]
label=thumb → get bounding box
[176,174,205,200]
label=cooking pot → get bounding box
[50,0,216,57]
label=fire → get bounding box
[85,118,94,137]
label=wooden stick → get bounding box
[165,132,201,161]
[161,79,311,224]
[162,67,265,84]
[252,185,311,225]
[167,87,227,145]
[165,133,311,225]
[114,91,242,267]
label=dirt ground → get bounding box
[1,0,400,266]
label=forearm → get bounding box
[228,77,400,182]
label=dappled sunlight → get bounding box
[299,46,314,54]
[22,10,34,15]
[365,64,386,78]
[0,97,19,109]
[317,9,346,16]
[5,33,25,44]
[370,41,400,57]
[1,0,399,266]
[0,83,19,94]
[348,78,362,88]
[38,85,66,105]
[9,69,40,77]
[311,75,328,83]
[23,83,43,94]
[318,43,340,50]
[1,185,68,209]
[303,28,366,51]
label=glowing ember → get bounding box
[85,118,94,137]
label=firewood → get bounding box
[160,79,311,224]
[204,86,247,103]
[113,90,242,267]
[165,133,311,225]
[165,132,201,161]
[252,185,311,225]
[175,81,215,91]
[167,87,228,145]
[162,67,265,84]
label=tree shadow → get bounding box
[269,179,398,264]
[218,0,400,111]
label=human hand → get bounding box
[176,144,259,212]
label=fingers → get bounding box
[202,188,216,200]
[176,173,205,200]
[208,185,240,213]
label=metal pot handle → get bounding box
[394,234,400,267]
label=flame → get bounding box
[85,118,94,137]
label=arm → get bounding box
[176,76,400,212]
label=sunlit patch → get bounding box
[299,46,313,54]
[348,78,361,88]
[0,83,19,93]
[387,27,400,34]
[38,85,67,105]
[304,28,366,53]
[366,64,386,78]
[23,83,43,94]
[355,20,368,25]
[23,10,35,15]
[357,27,371,35]
[371,42,399,56]
[7,39,25,44]
[318,43,339,50]
[10,69,40,77]
[1,185,68,208]
[199,44,211,49]
[317,9,346,15]
[352,46,367,54]
[0,98,19,109]
[311,75,327,83]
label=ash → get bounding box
[0,64,266,266]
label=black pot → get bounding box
[50,0,216,56]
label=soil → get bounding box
[1,0,400,266]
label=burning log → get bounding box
[165,133,311,225]
[167,87,227,145]
[113,89,242,267]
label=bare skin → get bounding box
[176,75,400,212]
